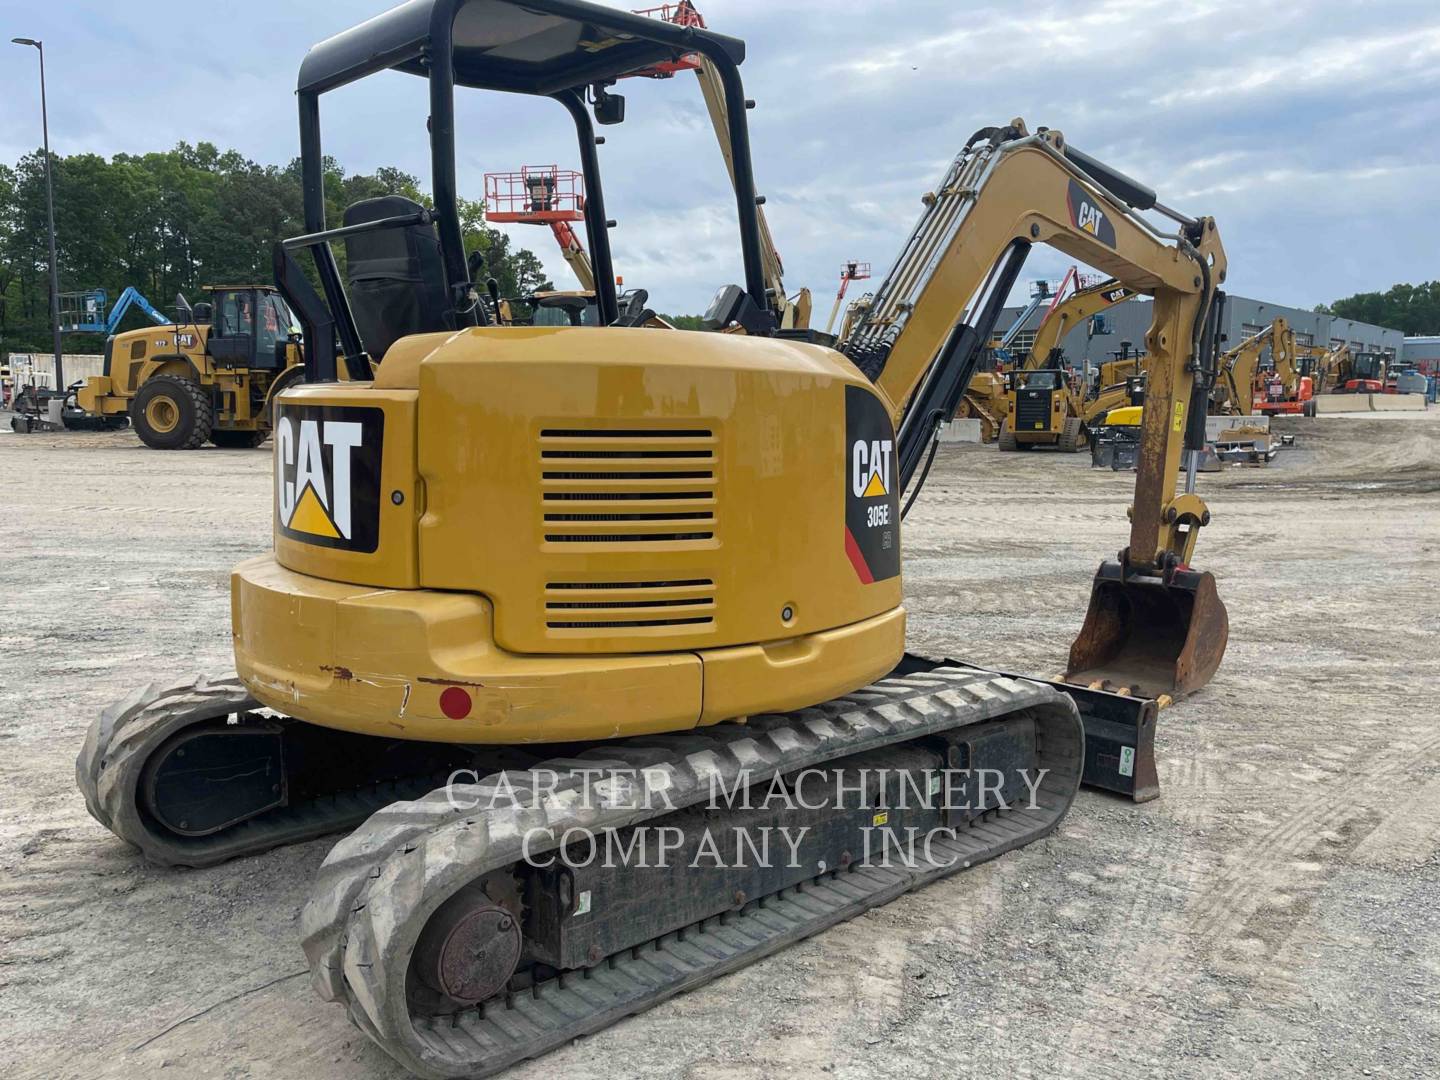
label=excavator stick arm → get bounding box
[838,122,1229,700]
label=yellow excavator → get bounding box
[1212,317,1314,415]
[955,276,1057,442]
[997,278,1139,450]
[1097,340,1143,387]
[1298,340,1350,395]
[76,4,1231,1076]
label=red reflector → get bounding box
[439,686,472,719]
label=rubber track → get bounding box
[76,675,448,868]
[303,667,1083,1078]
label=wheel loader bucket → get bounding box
[1065,560,1229,701]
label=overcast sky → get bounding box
[4,0,1438,316]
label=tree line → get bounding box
[0,143,553,353]
[1318,281,1440,336]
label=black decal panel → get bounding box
[1067,179,1117,248]
[274,404,385,553]
[843,385,900,583]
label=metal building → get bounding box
[1402,336,1440,375]
[995,291,1404,370]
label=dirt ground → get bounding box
[2,411,1438,1080]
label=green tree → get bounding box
[659,313,707,330]
[0,144,554,355]
[1321,282,1440,335]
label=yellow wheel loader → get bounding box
[997,278,1138,451]
[77,4,1231,1076]
[76,285,303,449]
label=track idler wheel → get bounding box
[1066,559,1229,700]
[410,879,523,1011]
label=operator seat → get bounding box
[342,195,450,361]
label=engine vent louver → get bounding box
[544,579,716,631]
[537,426,720,638]
[538,428,718,545]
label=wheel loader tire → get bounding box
[131,376,212,450]
[210,428,269,449]
[1058,415,1086,453]
[997,419,1018,451]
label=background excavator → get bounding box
[1081,340,1148,428]
[1299,341,1352,395]
[76,3,1231,1077]
[954,276,1058,442]
[1337,349,1388,393]
[1211,316,1318,416]
[997,277,1139,451]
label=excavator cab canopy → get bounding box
[280,0,769,380]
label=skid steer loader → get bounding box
[76,3,1231,1076]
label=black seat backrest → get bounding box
[612,288,655,328]
[343,195,450,361]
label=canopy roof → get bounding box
[298,0,746,96]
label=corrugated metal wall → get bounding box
[996,293,1404,369]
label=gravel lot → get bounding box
[2,410,1437,1079]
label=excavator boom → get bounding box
[840,120,1229,698]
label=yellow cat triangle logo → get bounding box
[862,470,888,498]
[289,484,341,538]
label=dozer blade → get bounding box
[896,653,1160,802]
[1066,559,1229,701]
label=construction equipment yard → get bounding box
[3,411,1436,1079]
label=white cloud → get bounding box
[3,0,1439,313]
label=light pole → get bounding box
[12,37,64,392]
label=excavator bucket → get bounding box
[1066,560,1229,701]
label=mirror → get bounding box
[593,84,625,125]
